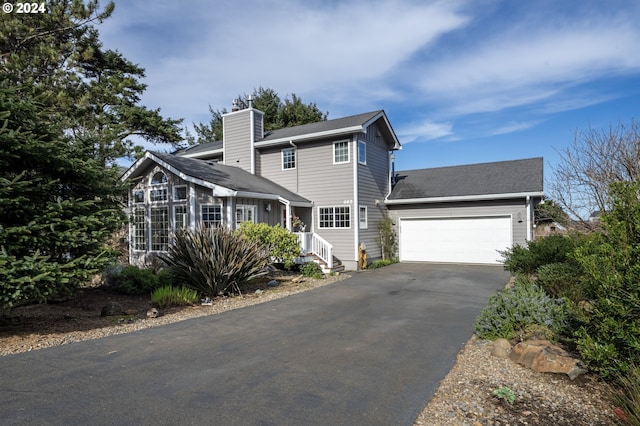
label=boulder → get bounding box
[490,338,512,358]
[268,279,280,287]
[146,308,160,318]
[100,302,124,317]
[509,340,586,380]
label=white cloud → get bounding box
[416,12,640,116]
[489,121,540,136]
[398,119,453,143]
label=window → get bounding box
[175,205,188,229]
[202,205,222,227]
[132,208,146,251]
[359,206,368,229]
[235,205,256,227]
[174,185,187,201]
[333,141,350,164]
[151,171,167,185]
[358,141,366,164]
[282,148,296,170]
[150,207,169,251]
[318,206,351,229]
[149,188,168,202]
[133,190,144,204]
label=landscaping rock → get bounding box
[509,339,587,380]
[292,275,305,283]
[490,339,511,358]
[146,308,160,318]
[100,302,124,317]
[268,280,280,287]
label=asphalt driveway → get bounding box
[0,263,508,425]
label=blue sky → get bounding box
[100,0,640,182]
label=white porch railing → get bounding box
[295,232,333,269]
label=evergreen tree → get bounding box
[188,87,328,144]
[0,1,182,307]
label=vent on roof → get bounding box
[206,160,218,166]
[231,99,239,112]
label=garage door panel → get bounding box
[399,216,511,265]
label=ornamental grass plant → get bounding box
[160,226,270,298]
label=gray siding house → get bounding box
[122,103,543,270]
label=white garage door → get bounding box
[399,216,512,264]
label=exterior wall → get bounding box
[128,164,282,266]
[222,108,263,173]
[386,199,530,258]
[357,121,392,261]
[258,137,357,263]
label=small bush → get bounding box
[500,235,577,275]
[612,364,640,426]
[368,259,392,269]
[299,261,323,279]
[236,222,300,269]
[160,226,270,297]
[103,265,160,295]
[151,286,199,308]
[536,262,585,303]
[474,275,570,341]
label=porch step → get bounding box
[309,255,345,274]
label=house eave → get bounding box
[254,125,365,147]
[385,191,545,205]
[180,149,224,159]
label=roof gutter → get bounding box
[180,148,223,159]
[385,191,545,205]
[254,125,365,148]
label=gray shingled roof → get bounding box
[151,152,311,204]
[259,110,383,141]
[388,158,543,200]
[175,141,223,156]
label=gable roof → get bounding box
[121,152,312,206]
[256,110,401,149]
[387,157,544,204]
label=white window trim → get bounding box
[359,206,368,229]
[174,204,188,230]
[235,204,257,227]
[148,187,168,203]
[281,147,296,170]
[132,189,145,204]
[173,185,188,201]
[150,170,168,185]
[318,206,351,229]
[132,207,146,252]
[149,206,169,252]
[333,140,350,164]
[201,204,223,227]
[358,140,366,165]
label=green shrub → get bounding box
[377,215,397,261]
[236,222,300,269]
[536,262,585,303]
[612,364,640,426]
[156,269,174,288]
[151,285,199,308]
[103,265,160,295]
[299,261,323,279]
[474,275,569,341]
[500,234,577,275]
[368,259,392,269]
[160,226,270,297]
